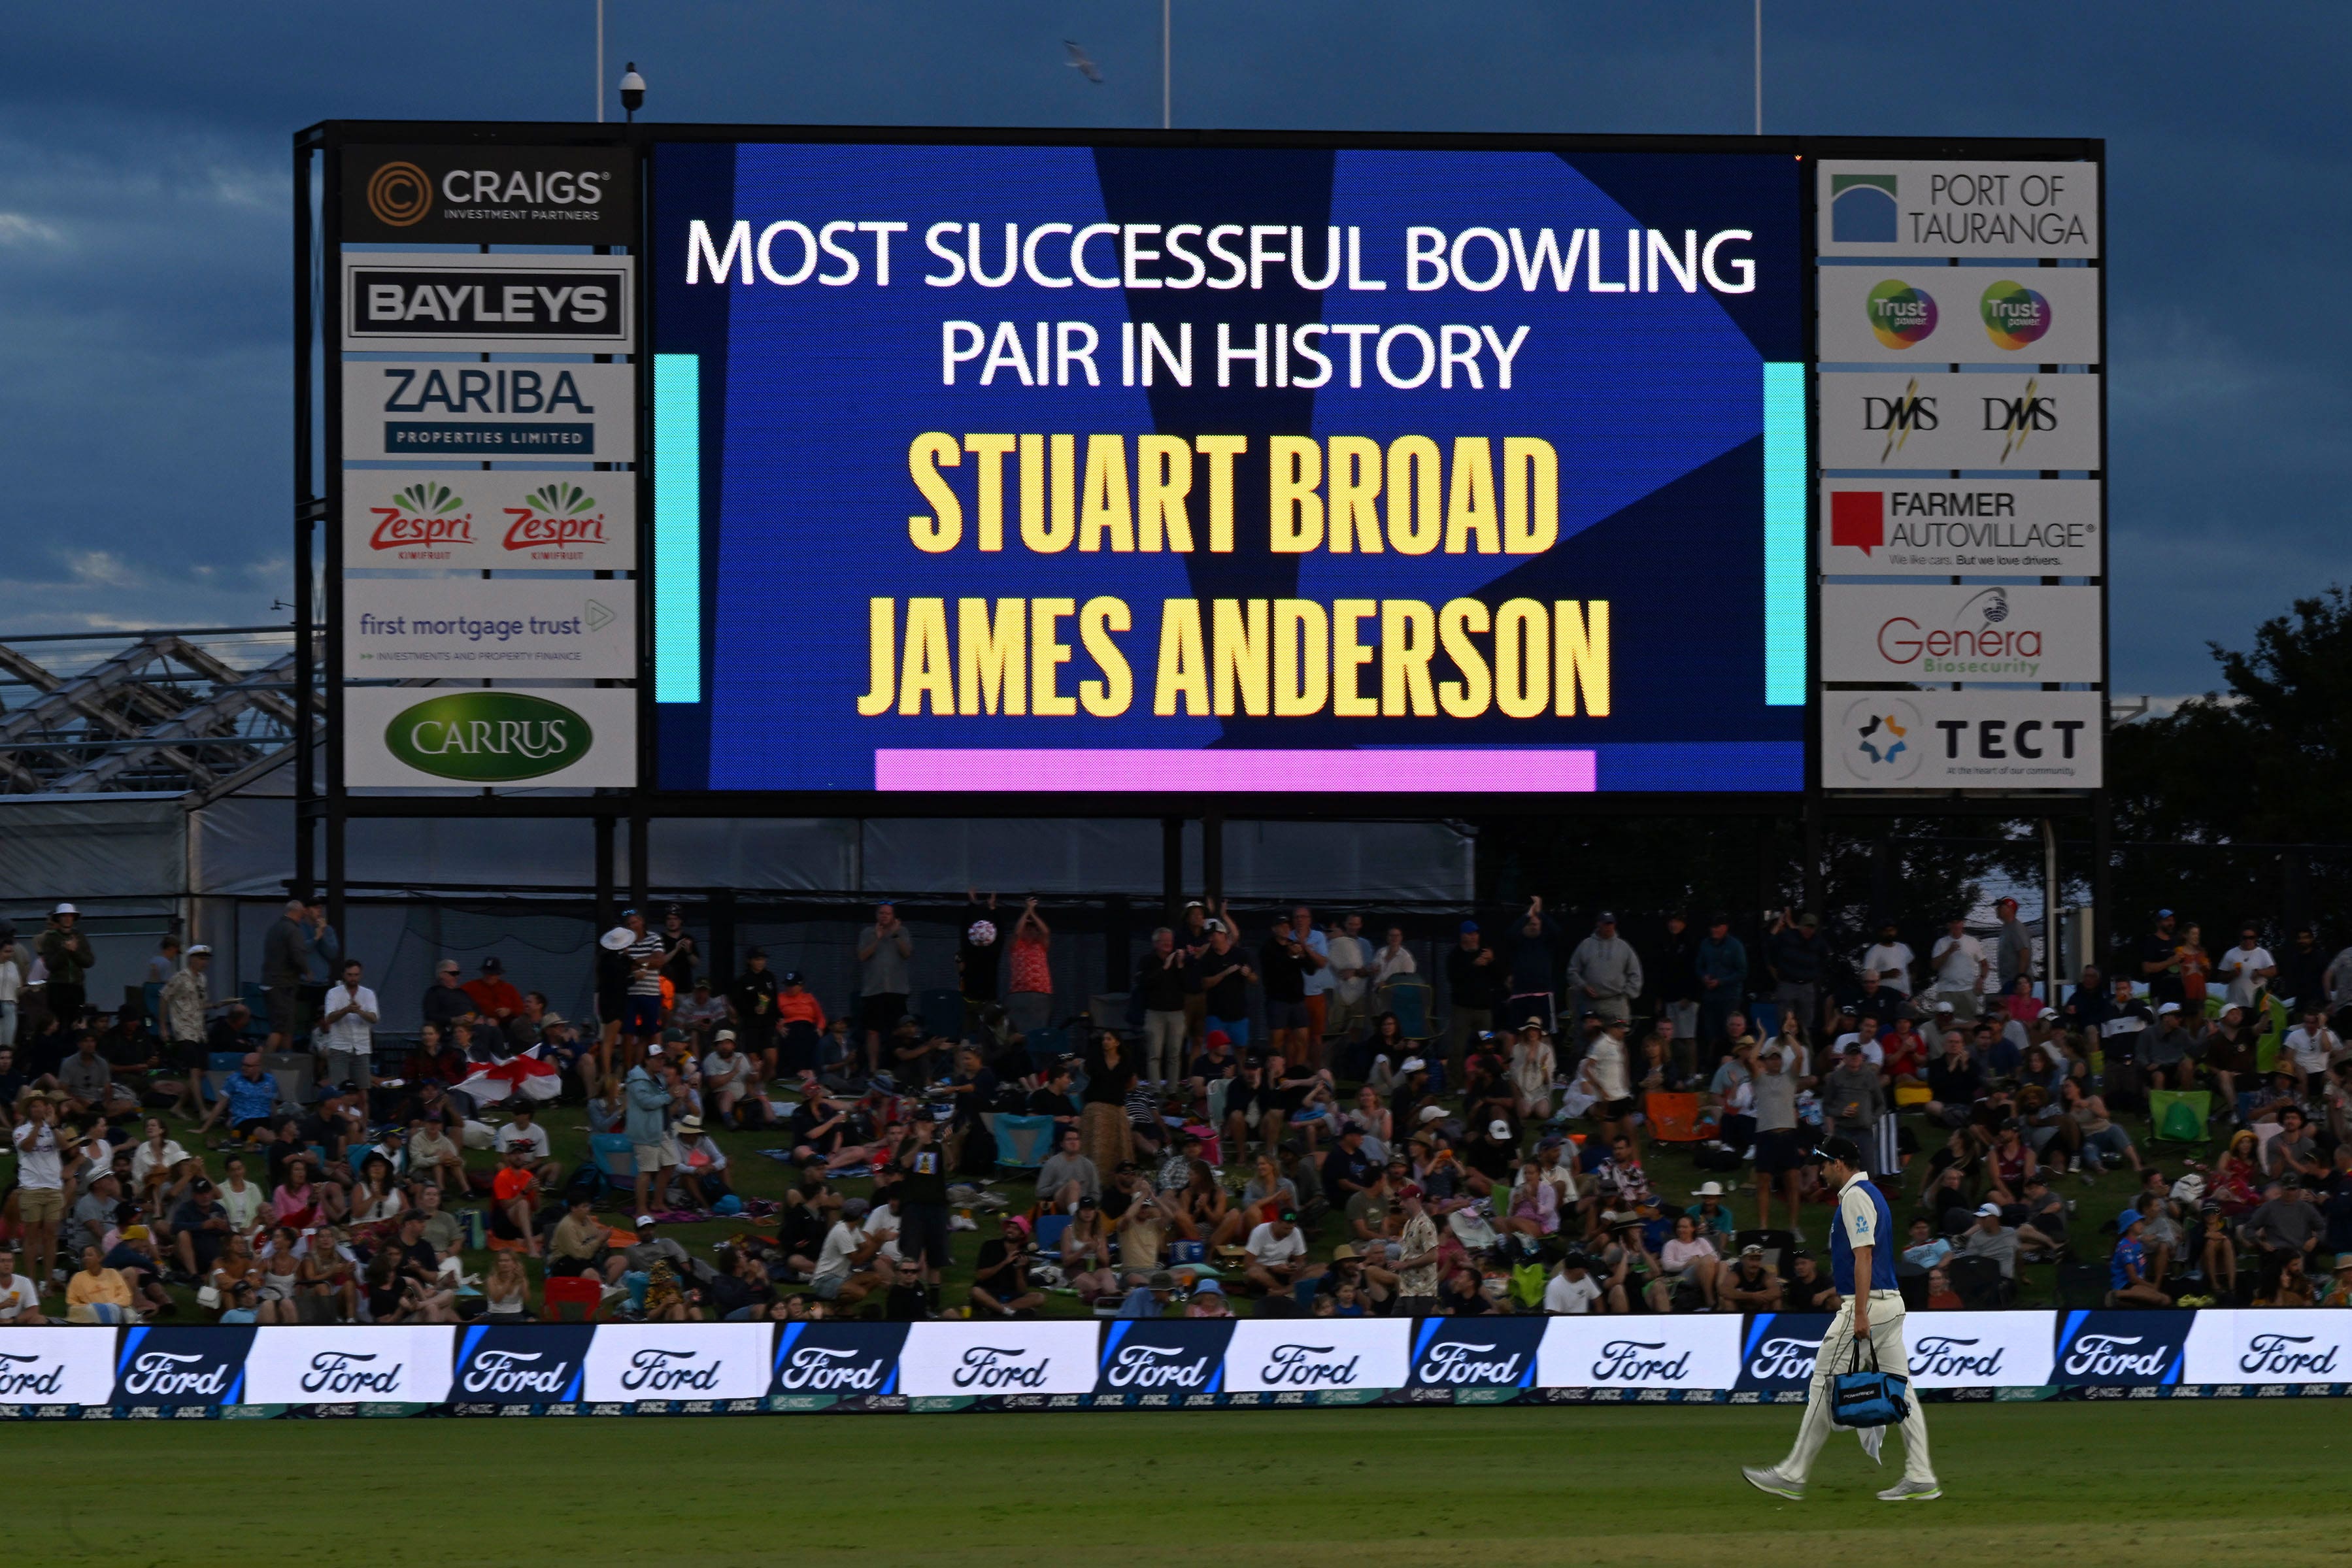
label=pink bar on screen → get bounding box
[873,749,1596,793]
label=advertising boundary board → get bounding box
[8,1312,2347,1418]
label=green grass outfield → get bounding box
[12,1403,2351,1564]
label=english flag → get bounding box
[455,1045,561,1107]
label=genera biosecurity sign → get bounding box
[341,144,636,244]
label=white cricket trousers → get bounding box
[1779,1290,1936,1486]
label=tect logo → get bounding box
[1979,279,2053,352]
[368,481,475,557]
[1831,173,1900,244]
[505,482,611,557]
[1865,278,1938,350]
[1862,377,1938,461]
[384,691,594,783]
[1840,697,1923,782]
[365,161,433,227]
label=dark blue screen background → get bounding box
[650,139,1804,792]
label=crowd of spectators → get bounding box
[3,892,2351,1327]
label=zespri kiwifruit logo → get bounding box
[384,692,591,782]
[1864,278,1938,350]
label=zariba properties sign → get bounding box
[344,686,637,788]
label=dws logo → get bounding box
[1982,375,2058,461]
[1862,377,1938,461]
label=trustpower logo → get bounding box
[1979,279,2053,352]
[1865,278,1938,350]
[384,691,594,782]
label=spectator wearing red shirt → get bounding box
[463,958,525,1026]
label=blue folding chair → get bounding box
[993,1113,1056,1169]
[1026,1025,1068,1061]
[591,1133,639,1184]
[1381,979,1434,1041]
[1034,1212,1072,1253]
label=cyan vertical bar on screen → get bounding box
[1761,361,1807,707]
[652,353,702,703]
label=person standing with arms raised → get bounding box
[1744,1135,1940,1503]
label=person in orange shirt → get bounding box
[492,1144,543,1257]
[463,957,526,1030]
[775,970,828,1078]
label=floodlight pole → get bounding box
[597,0,606,123]
[1162,0,1172,129]
[1753,0,1762,135]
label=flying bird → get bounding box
[1064,40,1104,84]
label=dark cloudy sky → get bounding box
[1,1,2336,699]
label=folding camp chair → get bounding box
[1381,979,1434,1042]
[993,1113,1055,1170]
[591,1133,639,1185]
[542,1275,604,1323]
[1644,1092,1707,1143]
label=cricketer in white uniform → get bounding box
[1744,1134,1940,1501]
